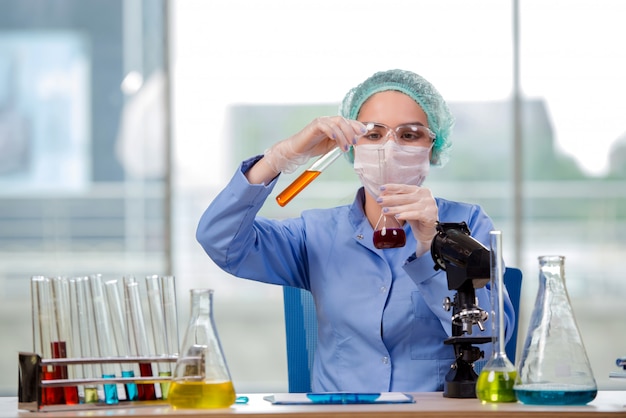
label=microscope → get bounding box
[431,222,491,398]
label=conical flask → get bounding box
[514,255,597,405]
[476,231,517,403]
[373,148,406,249]
[168,289,236,409]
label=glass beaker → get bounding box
[476,231,517,403]
[514,255,597,405]
[168,289,236,409]
[373,148,406,249]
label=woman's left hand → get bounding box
[378,184,438,257]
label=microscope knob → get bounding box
[443,297,453,312]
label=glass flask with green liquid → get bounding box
[476,231,517,403]
[513,255,597,405]
[168,289,236,409]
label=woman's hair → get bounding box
[339,69,454,166]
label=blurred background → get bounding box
[1,0,625,395]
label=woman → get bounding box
[196,69,515,392]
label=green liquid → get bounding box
[159,371,172,400]
[476,370,517,403]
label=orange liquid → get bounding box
[42,369,63,405]
[276,170,321,207]
[168,381,236,409]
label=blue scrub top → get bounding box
[197,156,515,392]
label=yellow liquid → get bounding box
[476,370,518,403]
[84,387,99,403]
[168,381,236,409]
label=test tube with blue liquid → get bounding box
[89,274,119,405]
[104,279,139,401]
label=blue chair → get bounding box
[282,267,523,393]
[503,267,522,364]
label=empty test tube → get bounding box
[160,276,179,358]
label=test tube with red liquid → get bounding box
[49,277,79,405]
[31,276,63,406]
[124,276,157,401]
[146,275,173,399]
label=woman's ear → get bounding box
[429,149,437,165]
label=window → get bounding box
[0,0,169,394]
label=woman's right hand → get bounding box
[263,116,367,174]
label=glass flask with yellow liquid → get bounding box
[476,231,517,403]
[513,255,597,405]
[168,289,236,409]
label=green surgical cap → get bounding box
[339,69,454,166]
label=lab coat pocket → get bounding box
[410,291,452,360]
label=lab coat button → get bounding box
[380,286,386,293]
[356,234,364,240]
[382,356,389,364]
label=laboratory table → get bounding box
[2,392,625,418]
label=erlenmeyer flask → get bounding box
[476,231,517,403]
[514,255,597,405]
[168,289,236,409]
[373,148,406,249]
[373,213,406,249]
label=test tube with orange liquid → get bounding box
[276,147,343,206]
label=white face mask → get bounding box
[353,141,431,198]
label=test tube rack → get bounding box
[17,352,190,412]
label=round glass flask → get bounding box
[168,289,236,409]
[514,255,597,405]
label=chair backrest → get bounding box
[283,285,318,393]
[282,267,523,393]
[503,267,522,364]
